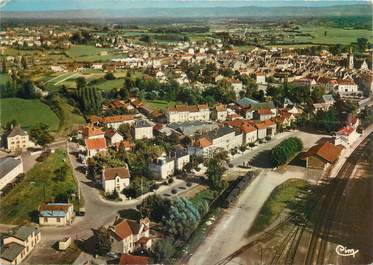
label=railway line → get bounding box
[214,133,371,265]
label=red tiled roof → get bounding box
[337,126,355,136]
[193,137,212,148]
[257,108,273,115]
[115,140,134,151]
[100,115,135,124]
[83,126,104,138]
[112,219,140,240]
[119,254,149,265]
[85,138,107,150]
[302,142,342,164]
[103,166,129,181]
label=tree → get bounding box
[138,195,171,222]
[118,124,132,140]
[271,137,303,166]
[205,152,226,190]
[2,59,6,73]
[54,165,68,182]
[151,238,175,264]
[29,123,54,148]
[104,72,115,80]
[75,77,86,89]
[95,227,111,256]
[356,37,368,52]
[21,56,27,69]
[164,197,201,240]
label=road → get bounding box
[24,141,197,263]
[187,131,327,265]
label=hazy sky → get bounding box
[1,0,368,11]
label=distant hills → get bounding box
[2,3,372,19]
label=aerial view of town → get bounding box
[0,0,372,264]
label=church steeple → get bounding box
[348,47,354,70]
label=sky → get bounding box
[1,0,368,11]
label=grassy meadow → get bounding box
[0,98,60,130]
[0,149,78,224]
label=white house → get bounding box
[212,104,228,122]
[110,218,152,254]
[0,226,41,265]
[166,104,210,123]
[38,203,74,226]
[6,126,33,152]
[85,138,107,157]
[105,130,124,146]
[148,156,175,179]
[133,120,153,140]
[335,126,360,147]
[0,157,23,191]
[102,165,130,194]
[335,79,359,96]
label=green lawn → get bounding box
[0,98,60,131]
[0,149,79,224]
[248,179,310,236]
[65,45,116,62]
[144,99,180,111]
[93,78,125,91]
[190,189,217,205]
[299,25,373,45]
[46,95,85,136]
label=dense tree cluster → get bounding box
[29,123,54,148]
[271,137,303,166]
[75,86,103,114]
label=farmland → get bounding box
[0,149,78,224]
[0,98,60,130]
[65,44,118,62]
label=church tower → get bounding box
[348,47,354,70]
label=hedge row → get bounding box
[271,137,303,166]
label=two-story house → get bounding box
[0,226,41,265]
[102,165,130,195]
[109,218,152,254]
[133,120,153,140]
[6,126,33,152]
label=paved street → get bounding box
[25,141,196,263]
[187,131,327,265]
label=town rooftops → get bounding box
[83,126,104,138]
[207,126,235,140]
[111,218,147,240]
[85,138,107,150]
[0,157,22,180]
[214,104,226,112]
[337,126,355,136]
[103,166,130,181]
[225,120,256,133]
[254,120,275,129]
[39,203,71,218]
[167,104,209,113]
[302,142,342,164]
[119,254,150,265]
[134,120,152,128]
[0,242,24,262]
[7,126,27,138]
[256,108,273,115]
[12,226,39,241]
[100,115,135,124]
[193,137,212,148]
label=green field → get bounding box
[94,78,125,91]
[0,149,78,224]
[0,73,10,85]
[248,179,310,236]
[299,25,373,45]
[65,45,117,62]
[144,99,180,111]
[0,98,60,130]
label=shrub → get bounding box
[271,137,303,166]
[171,189,177,194]
[186,182,192,187]
[168,178,174,184]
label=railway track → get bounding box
[303,135,370,265]
[214,134,371,265]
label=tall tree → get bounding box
[29,123,54,148]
